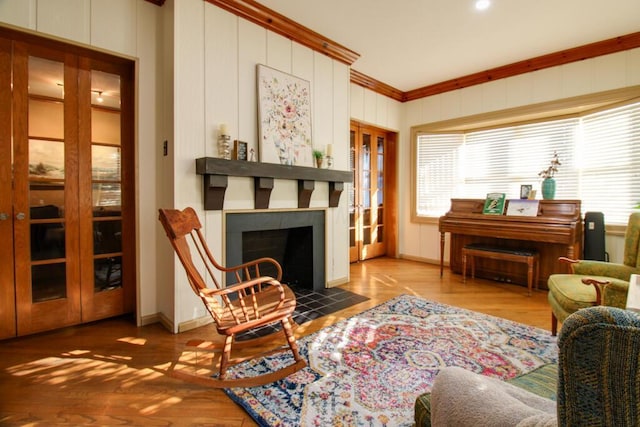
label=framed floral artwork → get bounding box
[257,64,313,167]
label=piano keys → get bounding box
[439,199,582,290]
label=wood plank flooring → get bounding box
[0,258,553,426]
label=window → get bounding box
[414,100,640,225]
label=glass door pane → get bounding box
[28,56,67,303]
[361,134,371,246]
[349,127,359,262]
[91,70,122,292]
[376,136,384,243]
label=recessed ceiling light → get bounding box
[475,0,491,11]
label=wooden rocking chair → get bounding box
[158,207,306,388]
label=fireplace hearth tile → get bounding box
[237,285,369,340]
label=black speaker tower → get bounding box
[583,211,607,261]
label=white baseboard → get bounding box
[398,253,445,266]
[139,312,161,327]
[140,311,213,334]
[326,276,349,288]
[178,315,213,333]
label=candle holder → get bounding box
[218,134,231,159]
[325,144,333,168]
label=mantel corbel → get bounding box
[195,157,352,210]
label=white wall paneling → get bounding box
[266,31,291,73]
[313,53,333,154]
[237,19,265,154]
[91,0,137,56]
[0,0,36,29]
[204,6,238,158]
[173,0,208,330]
[137,0,162,323]
[36,0,90,43]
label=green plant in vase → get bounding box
[538,151,561,200]
[313,149,324,168]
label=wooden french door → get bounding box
[349,122,397,262]
[0,37,16,339]
[0,30,135,338]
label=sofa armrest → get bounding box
[557,307,640,425]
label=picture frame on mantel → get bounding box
[257,64,313,167]
[234,140,248,161]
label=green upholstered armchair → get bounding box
[417,306,640,426]
[547,212,640,335]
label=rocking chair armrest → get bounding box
[200,276,282,295]
[219,257,283,281]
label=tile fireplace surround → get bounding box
[225,210,326,291]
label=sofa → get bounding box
[414,306,640,426]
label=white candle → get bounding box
[219,123,228,135]
[326,144,333,157]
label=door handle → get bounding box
[0,212,7,221]
[16,212,26,220]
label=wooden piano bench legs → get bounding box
[462,244,540,296]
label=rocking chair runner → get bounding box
[158,207,306,388]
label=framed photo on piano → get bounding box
[520,184,533,199]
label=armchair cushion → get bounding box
[548,274,629,324]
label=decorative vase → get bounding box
[542,177,556,200]
[315,157,323,168]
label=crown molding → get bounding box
[350,69,404,102]
[205,0,359,66]
[403,32,640,102]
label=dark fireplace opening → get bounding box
[225,210,325,290]
[242,226,313,287]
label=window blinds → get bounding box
[416,101,640,225]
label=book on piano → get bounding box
[506,199,540,216]
[483,192,506,215]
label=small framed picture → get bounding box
[234,140,248,161]
[520,184,533,199]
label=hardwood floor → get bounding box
[0,258,553,426]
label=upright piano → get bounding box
[439,199,582,290]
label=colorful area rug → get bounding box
[224,294,558,427]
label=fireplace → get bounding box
[225,210,325,290]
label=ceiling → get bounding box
[256,0,640,92]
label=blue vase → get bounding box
[542,178,556,200]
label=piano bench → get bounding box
[462,244,540,296]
